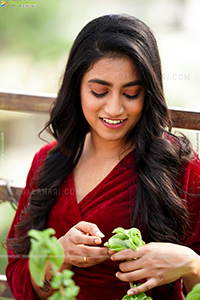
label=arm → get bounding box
[31,221,110,299]
[111,242,200,296]
[6,180,38,300]
[6,144,55,300]
[30,260,71,300]
[111,153,200,297]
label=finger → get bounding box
[119,258,143,273]
[75,221,105,238]
[69,246,110,267]
[71,229,103,246]
[111,248,141,261]
[79,245,110,258]
[68,242,110,260]
[116,269,144,283]
[127,278,157,296]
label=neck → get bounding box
[84,131,134,160]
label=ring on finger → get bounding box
[84,256,87,263]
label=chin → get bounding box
[101,134,125,142]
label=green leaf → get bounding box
[128,239,138,251]
[113,233,127,240]
[48,290,62,300]
[124,239,135,250]
[29,255,45,286]
[109,237,126,247]
[104,228,152,300]
[28,228,55,241]
[28,228,80,300]
[51,273,62,289]
[113,227,125,234]
[28,228,64,286]
[104,227,145,253]
[108,244,127,252]
[130,236,141,247]
[62,269,75,279]
[122,295,136,299]
[65,285,80,298]
[104,241,109,247]
[122,292,153,300]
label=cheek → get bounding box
[81,93,102,114]
[129,99,145,118]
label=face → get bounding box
[80,56,145,145]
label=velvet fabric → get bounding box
[6,141,200,300]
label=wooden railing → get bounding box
[0,91,200,299]
[0,275,14,299]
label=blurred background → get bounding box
[0,0,200,284]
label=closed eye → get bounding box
[123,92,139,100]
[90,90,108,98]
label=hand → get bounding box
[58,221,110,269]
[111,242,199,296]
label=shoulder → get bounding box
[177,152,200,187]
[181,153,200,249]
[26,140,58,188]
[35,140,58,158]
[32,140,58,167]
[163,131,187,149]
[176,152,200,218]
[186,152,200,188]
[163,131,199,178]
[181,151,200,180]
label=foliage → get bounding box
[48,270,79,300]
[104,227,200,300]
[0,1,71,60]
[104,227,152,300]
[28,228,79,300]
[104,227,145,252]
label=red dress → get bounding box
[6,141,200,300]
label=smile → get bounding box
[102,118,125,124]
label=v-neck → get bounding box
[69,149,135,206]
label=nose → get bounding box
[104,93,124,117]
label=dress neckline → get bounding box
[69,149,135,205]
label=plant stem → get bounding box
[60,284,65,296]
[129,282,134,289]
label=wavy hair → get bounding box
[8,14,193,254]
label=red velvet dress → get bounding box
[6,141,200,300]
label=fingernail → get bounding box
[128,290,134,296]
[98,232,105,238]
[108,250,115,256]
[94,238,101,245]
[94,231,104,238]
[115,272,119,278]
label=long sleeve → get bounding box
[6,142,56,300]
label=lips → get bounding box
[100,117,127,129]
[102,118,125,125]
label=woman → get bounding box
[6,14,200,300]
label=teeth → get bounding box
[103,118,124,124]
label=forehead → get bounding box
[82,56,140,83]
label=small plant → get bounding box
[104,227,200,300]
[27,227,200,300]
[28,228,79,300]
[104,227,145,252]
[104,227,152,300]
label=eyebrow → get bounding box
[88,78,143,88]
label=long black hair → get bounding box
[8,14,193,254]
